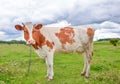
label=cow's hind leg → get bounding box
[81,50,92,78]
[86,52,92,78]
[81,53,87,76]
[85,54,91,78]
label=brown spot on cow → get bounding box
[32,28,53,49]
[32,29,45,47]
[32,43,39,49]
[87,28,94,36]
[24,27,29,41]
[55,27,75,49]
[46,40,53,49]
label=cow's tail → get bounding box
[88,28,95,58]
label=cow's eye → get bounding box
[24,31,28,33]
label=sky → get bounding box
[0,0,120,41]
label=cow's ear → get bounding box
[15,25,24,31]
[34,24,43,30]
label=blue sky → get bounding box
[0,0,120,41]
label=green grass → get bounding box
[0,41,120,84]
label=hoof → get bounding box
[85,73,90,78]
[47,78,53,81]
[81,72,85,76]
[45,75,53,81]
[85,75,89,79]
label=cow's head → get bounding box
[15,22,43,45]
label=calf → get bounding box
[15,22,94,80]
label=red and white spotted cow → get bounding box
[15,22,94,80]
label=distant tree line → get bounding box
[0,38,119,46]
[98,38,119,46]
[98,38,120,41]
[0,40,26,44]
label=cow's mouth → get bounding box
[26,40,35,45]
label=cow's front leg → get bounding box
[45,52,54,81]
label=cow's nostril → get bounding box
[27,40,35,45]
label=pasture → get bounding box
[0,41,120,84]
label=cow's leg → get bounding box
[85,53,92,78]
[81,49,92,78]
[45,52,54,81]
[81,53,87,76]
[84,50,92,78]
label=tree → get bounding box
[110,38,119,46]
[0,40,26,44]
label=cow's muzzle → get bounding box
[27,39,35,45]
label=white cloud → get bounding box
[45,20,71,27]
[0,0,119,24]
[89,21,120,41]
[0,31,8,40]
[0,31,5,35]
[95,32,120,40]
[100,21,120,29]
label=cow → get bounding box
[15,22,94,81]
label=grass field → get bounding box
[0,41,120,84]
